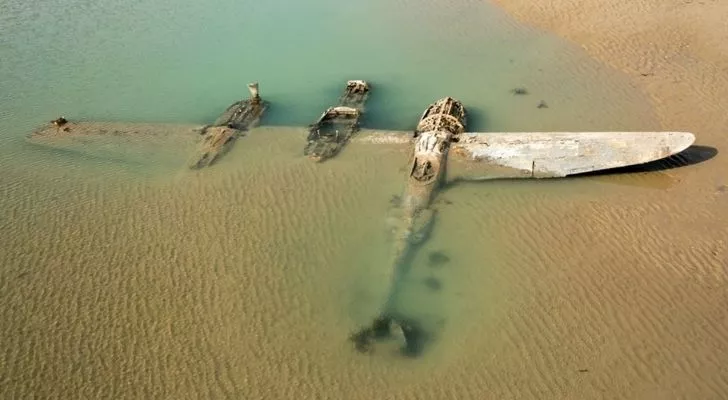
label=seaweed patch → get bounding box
[428,251,450,267]
[423,276,443,291]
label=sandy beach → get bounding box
[490,0,728,161]
[486,0,728,397]
[2,0,727,398]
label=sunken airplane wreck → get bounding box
[190,82,267,169]
[304,80,370,162]
[191,80,370,167]
[28,80,696,356]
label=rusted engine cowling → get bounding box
[414,97,467,140]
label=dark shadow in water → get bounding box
[394,315,430,358]
[349,313,431,358]
[423,276,443,291]
[461,107,489,134]
[348,210,441,358]
[359,83,422,132]
[571,145,718,178]
[259,81,346,127]
[356,80,388,131]
[427,251,450,268]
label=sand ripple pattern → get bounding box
[5,127,726,398]
[2,0,728,396]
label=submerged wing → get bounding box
[351,129,414,144]
[449,131,695,179]
[27,121,203,166]
[29,121,694,179]
[25,121,415,171]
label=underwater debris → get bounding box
[348,314,429,357]
[423,276,442,291]
[397,317,428,357]
[304,80,370,162]
[51,116,68,127]
[190,82,267,169]
[372,316,393,338]
[428,251,450,267]
[348,315,393,354]
[349,328,375,353]
[190,127,239,169]
[49,116,70,133]
[537,100,548,109]
[349,98,467,357]
[511,87,528,95]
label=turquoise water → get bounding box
[1,0,656,138]
[0,0,670,397]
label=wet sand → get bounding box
[2,0,728,399]
[6,127,726,399]
[485,0,728,398]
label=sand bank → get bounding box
[489,0,728,161]
[486,0,728,398]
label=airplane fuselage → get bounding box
[350,97,467,356]
[388,97,467,272]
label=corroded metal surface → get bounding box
[189,126,240,169]
[26,80,695,177]
[349,97,467,356]
[337,79,369,108]
[414,96,466,137]
[211,83,265,130]
[304,80,370,162]
[190,82,268,169]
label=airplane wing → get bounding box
[28,121,696,178]
[352,129,413,144]
[27,122,413,167]
[448,131,696,179]
[353,129,697,178]
[26,121,203,167]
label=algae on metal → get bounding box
[28,78,695,180]
[304,80,370,162]
[189,82,268,169]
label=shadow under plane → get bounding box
[28,80,706,357]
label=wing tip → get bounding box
[669,131,696,155]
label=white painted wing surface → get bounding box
[449,131,696,178]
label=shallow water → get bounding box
[4,0,725,398]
